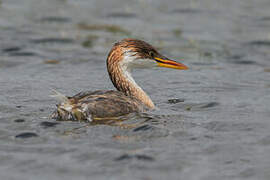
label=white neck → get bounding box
[108,55,155,109]
[120,58,155,109]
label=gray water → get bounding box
[1,0,270,179]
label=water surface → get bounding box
[1,0,270,179]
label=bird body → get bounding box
[51,39,188,121]
[51,90,145,121]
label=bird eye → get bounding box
[149,51,154,57]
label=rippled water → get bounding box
[1,0,270,179]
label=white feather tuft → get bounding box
[50,89,69,103]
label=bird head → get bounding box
[107,38,188,70]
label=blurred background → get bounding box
[0,0,270,180]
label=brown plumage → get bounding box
[51,39,188,121]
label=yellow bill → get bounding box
[154,57,188,70]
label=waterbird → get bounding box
[51,39,188,121]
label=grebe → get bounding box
[51,39,188,121]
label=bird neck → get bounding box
[107,61,155,109]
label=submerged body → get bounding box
[51,39,188,121]
[51,90,146,121]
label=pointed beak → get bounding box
[154,57,188,70]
